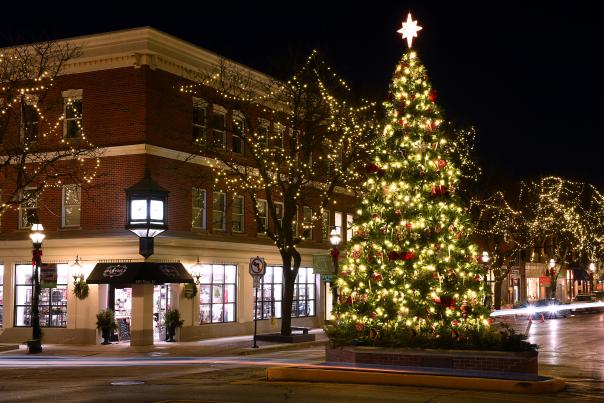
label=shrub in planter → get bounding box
[96,309,117,345]
[164,308,184,342]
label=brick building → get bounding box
[0,28,356,346]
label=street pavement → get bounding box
[1,315,604,401]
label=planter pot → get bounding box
[166,326,176,342]
[101,329,112,345]
[326,345,539,374]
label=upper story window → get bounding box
[257,118,269,146]
[21,97,39,143]
[211,105,226,148]
[192,97,208,145]
[303,206,313,240]
[232,195,244,233]
[232,111,245,155]
[346,213,354,242]
[273,122,286,151]
[321,209,330,240]
[257,199,267,234]
[334,211,344,241]
[274,202,284,228]
[18,188,38,229]
[192,188,207,229]
[212,192,226,231]
[62,89,83,139]
[62,184,81,227]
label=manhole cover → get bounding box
[111,380,145,386]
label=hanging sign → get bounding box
[539,276,551,286]
[312,254,334,275]
[40,263,58,288]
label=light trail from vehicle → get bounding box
[490,301,604,317]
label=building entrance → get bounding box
[108,284,171,342]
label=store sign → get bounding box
[40,264,57,288]
[184,283,196,298]
[312,254,334,275]
[510,267,520,278]
[103,265,128,278]
[539,276,551,286]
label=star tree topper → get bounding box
[397,13,423,48]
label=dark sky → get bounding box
[2,1,601,188]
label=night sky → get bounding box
[2,2,601,188]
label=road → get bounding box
[1,314,604,402]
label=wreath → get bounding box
[73,281,89,300]
[183,283,198,299]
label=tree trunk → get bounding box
[279,249,301,336]
[494,280,503,310]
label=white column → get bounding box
[130,283,154,346]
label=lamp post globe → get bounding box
[125,169,169,259]
[481,251,491,307]
[329,226,341,315]
[28,219,45,353]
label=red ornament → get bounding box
[370,312,378,320]
[419,170,425,177]
[431,185,437,197]
[355,322,365,332]
[436,159,447,170]
[429,89,437,102]
[372,213,380,221]
[403,251,415,260]
[372,272,383,282]
[360,294,368,303]
[394,209,402,216]
[346,296,353,305]
[452,319,459,327]
[405,222,412,230]
[351,249,361,260]
[487,318,495,325]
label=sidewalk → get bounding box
[0,328,328,357]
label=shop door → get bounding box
[109,286,132,342]
[153,285,170,341]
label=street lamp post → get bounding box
[125,169,169,259]
[481,251,490,307]
[28,219,45,353]
[549,258,557,299]
[329,226,341,308]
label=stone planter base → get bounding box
[326,345,538,374]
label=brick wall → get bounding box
[325,345,539,374]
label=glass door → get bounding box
[153,284,170,341]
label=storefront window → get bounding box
[14,263,68,327]
[199,264,237,324]
[0,264,4,327]
[254,266,315,319]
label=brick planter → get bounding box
[326,345,538,374]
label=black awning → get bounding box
[86,262,193,285]
[572,268,590,281]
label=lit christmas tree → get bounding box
[328,14,494,348]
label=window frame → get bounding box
[62,90,83,139]
[232,195,245,233]
[212,191,226,231]
[192,97,208,144]
[335,211,344,240]
[20,98,39,144]
[303,206,313,240]
[346,213,354,242]
[231,110,245,155]
[274,201,284,228]
[211,105,226,148]
[257,118,270,147]
[62,184,81,228]
[256,199,268,234]
[192,187,207,229]
[199,264,237,324]
[321,209,330,240]
[14,263,68,328]
[254,266,316,320]
[18,188,38,230]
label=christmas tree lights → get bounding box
[328,14,493,348]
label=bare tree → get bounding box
[0,40,100,218]
[183,52,378,335]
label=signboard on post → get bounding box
[539,276,551,286]
[249,256,266,279]
[312,254,334,275]
[40,263,58,288]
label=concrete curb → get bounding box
[0,344,20,352]
[238,340,327,355]
[266,366,566,394]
